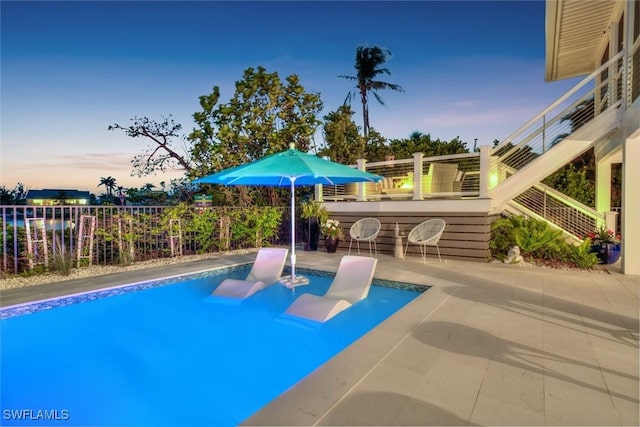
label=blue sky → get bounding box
[1,0,580,193]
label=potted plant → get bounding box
[320,219,344,253]
[300,200,329,251]
[585,226,621,264]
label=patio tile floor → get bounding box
[1,249,637,426]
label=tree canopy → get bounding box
[387,132,469,159]
[319,105,365,164]
[188,66,323,178]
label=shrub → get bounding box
[567,239,600,268]
[490,215,599,269]
[51,235,74,275]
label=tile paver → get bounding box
[1,249,638,426]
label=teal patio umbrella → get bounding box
[193,144,382,286]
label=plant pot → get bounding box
[590,242,622,264]
[303,218,320,251]
[325,236,339,253]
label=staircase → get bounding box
[489,51,625,239]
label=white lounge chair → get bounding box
[212,248,288,299]
[284,255,378,322]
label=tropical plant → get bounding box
[299,200,329,224]
[490,215,599,268]
[340,45,404,137]
[567,239,600,268]
[98,176,117,198]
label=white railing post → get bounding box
[357,159,367,201]
[479,145,491,199]
[412,152,424,201]
[314,184,323,202]
[605,211,618,233]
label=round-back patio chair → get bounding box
[404,218,446,263]
[348,217,381,256]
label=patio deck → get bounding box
[1,251,638,426]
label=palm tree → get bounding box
[98,176,117,197]
[340,45,404,138]
[142,183,156,192]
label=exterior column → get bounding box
[604,211,618,233]
[412,152,424,201]
[479,145,491,199]
[356,159,367,202]
[595,159,612,214]
[314,184,323,202]
[622,132,639,275]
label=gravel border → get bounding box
[0,250,257,290]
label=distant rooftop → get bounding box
[26,189,91,205]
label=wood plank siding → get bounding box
[319,211,501,262]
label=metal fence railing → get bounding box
[1,205,291,274]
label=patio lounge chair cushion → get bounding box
[422,163,458,195]
[284,255,378,322]
[212,248,289,299]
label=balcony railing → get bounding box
[318,151,483,202]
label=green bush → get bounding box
[491,215,599,269]
[567,239,600,268]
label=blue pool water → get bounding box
[1,266,424,426]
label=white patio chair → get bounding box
[404,219,446,263]
[348,217,381,256]
[211,248,288,299]
[284,255,378,322]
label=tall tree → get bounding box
[142,183,156,192]
[340,46,404,138]
[319,105,365,164]
[188,66,323,206]
[189,66,323,176]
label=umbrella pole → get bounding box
[290,179,296,281]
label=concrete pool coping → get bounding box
[1,250,638,425]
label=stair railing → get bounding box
[509,181,605,240]
[491,51,625,185]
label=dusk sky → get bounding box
[1,0,582,194]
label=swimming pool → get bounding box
[1,265,426,426]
